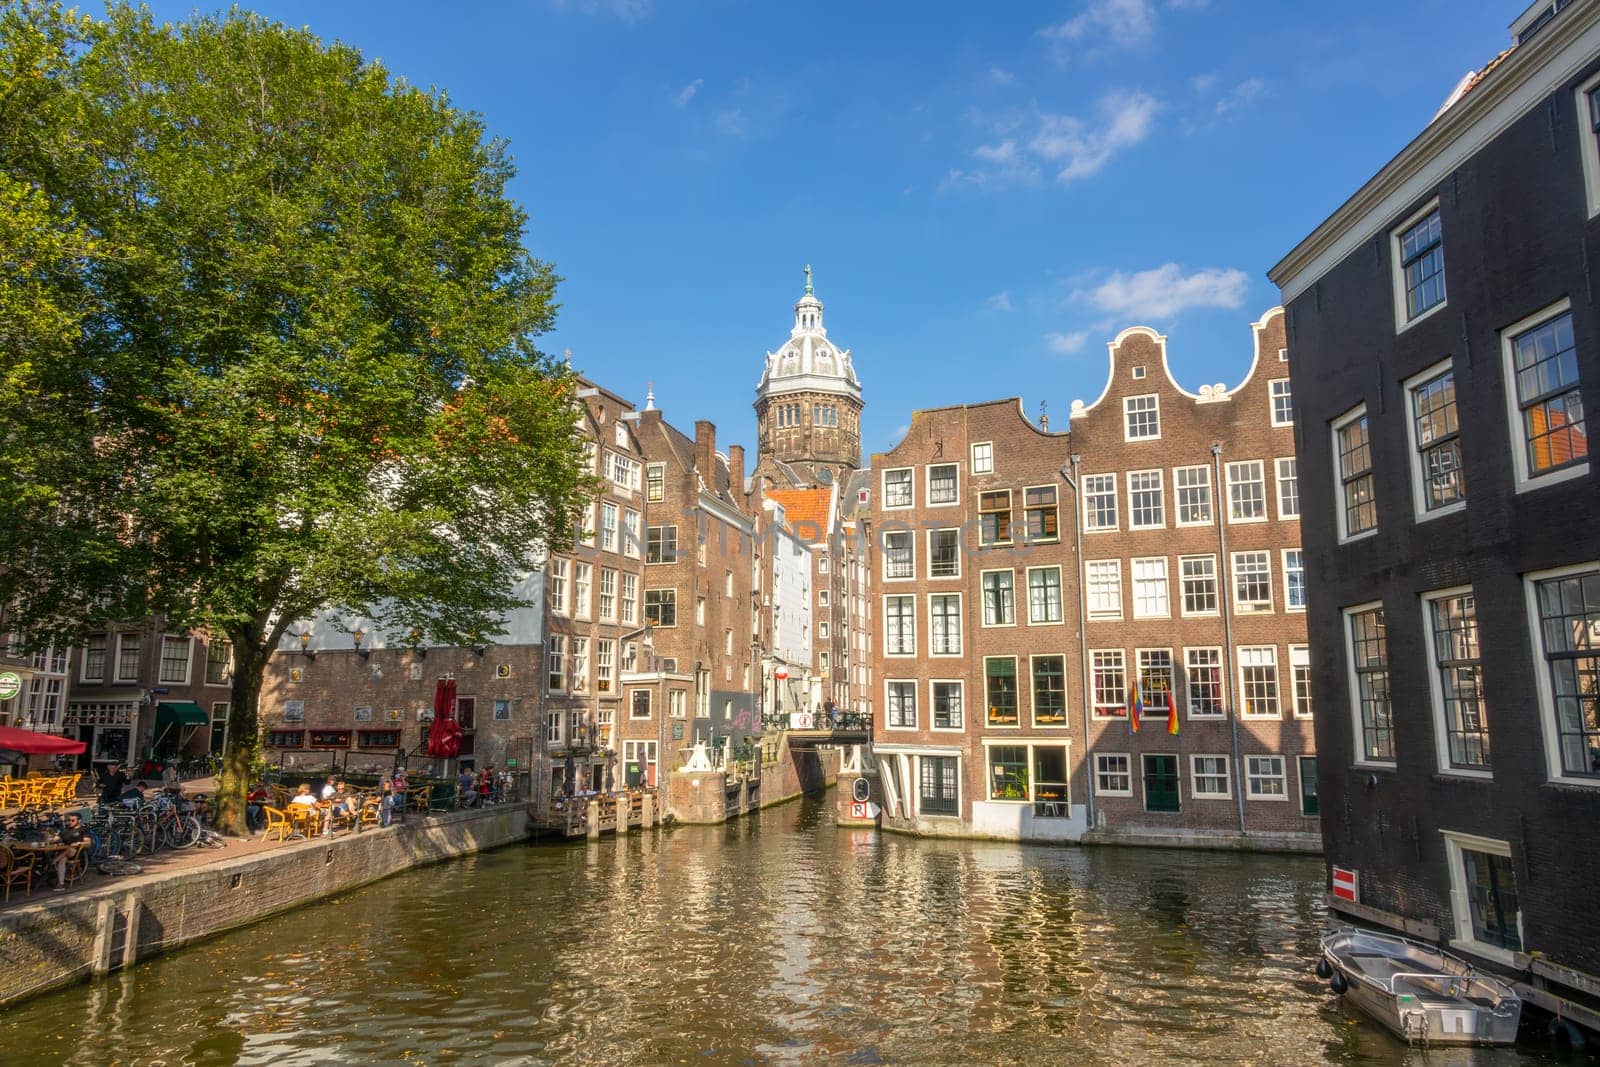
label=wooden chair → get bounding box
[0,845,35,902]
[262,806,293,842]
[409,785,431,813]
[358,797,383,829]
[60,845,88,889]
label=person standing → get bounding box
[98,763,128,806]
[391,766,408,823]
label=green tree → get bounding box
[0,3,590,833]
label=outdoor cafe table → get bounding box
[8,841,69,893]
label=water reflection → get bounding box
[1,797,1565,1066]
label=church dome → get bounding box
[755,270,862,404]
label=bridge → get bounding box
[761,711,871,748]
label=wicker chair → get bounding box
[262,806,293,842]
[0,845,36,902]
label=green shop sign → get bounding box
[0,671,21,701]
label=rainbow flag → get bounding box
[1128,681,1143,734]
[1166,683,1180,735]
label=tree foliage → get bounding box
[0,3,590,832]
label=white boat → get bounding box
[1318,927,1522,1046]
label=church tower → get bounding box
[752,267,864,487]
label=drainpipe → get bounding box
[1212,443,1247,834]
[1060,456,1095,831]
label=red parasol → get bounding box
[0,725,87,755]
[426,676,461,759]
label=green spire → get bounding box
[804,263,813,295]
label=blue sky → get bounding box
[149,0,1511,459]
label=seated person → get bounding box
[288,782,322,833]
[319,774,338,801]
[246,783,270,832]
[119,780,147,809]
[53,811,90,890]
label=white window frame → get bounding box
[1440,830,1522,966]
[598,568,618,623]
[1029,653,1070,729]
[1127,468,1165,530]
[600,501,619,552]
[1343,600,1396,768]
[1282,548,1306,613]
[883,594,917,657]
[1403,357,1467,521]
[1500,298,1588,494]
[1245,755,1288,801]
[573,562,592,621]
[113,633,141,685]
[623,509,642,559]
[930,679,965,732]
[882,528,915,582]
[1025,566,1064,626]
[1174,465,1212,526]
[1422,585,1492,780]
[1523,562,1600,788]
[927,592,963,657]
[978,488,1014,546]
[1231,550,1273,614]
[970,440,994,475]
[1095,753,1133,797]
[1275,457,1299,520]
[1391,198,1447,332]
[1333,404,1378,543]
[979,568,1017,628]
[1179,555,1218,617]
[927,527,961,580]
[1237,645,1280,719]
[157,634,193,686]
[1289,644,1312,720]
[1090,649,1127,721]
[1184,647,1226,718]
[1083,473,1118,532]
[884,679,918,730]
[1190,754,1232,799]
[1269,378,1294,427]
[1580,71,1600,218]
[926,462,960,507]
[1225,460,1267,524]
[1086,560,1123,621]
[1131,556,1170,619]
[1123,393,1161,441]
[882,467,914,510]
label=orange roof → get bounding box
[766,488,832,539]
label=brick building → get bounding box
[1069,309,1316,845]
[1269,0,1599,1025]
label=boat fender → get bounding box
[1548,1017,1587,1050]
[1315,957,1332,980]
[1329,971,1348,995]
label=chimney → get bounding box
[728,445,746,497]
[694,419,716,479]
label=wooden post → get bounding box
[121,891,141,968]
[90,898,116,977]
[641,792,655,829]
[586,798,600,840]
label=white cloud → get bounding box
[550,0,651,23]
[946,90,1157,190]
[1045,330,1090,355]
[1190,72,1217,93]
[988,66,1016,85]
[1214,77,1266,116]
[715,108,746,137]
[1075,263,1249,321]
[986,291,1016,313]
[1039,0,1158,50]
[675,78,703,108]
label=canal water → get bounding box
[2,797,1567,1066]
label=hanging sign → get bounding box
[0,672,21,701]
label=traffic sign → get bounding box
[774,668,788,681]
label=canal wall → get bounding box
[0,805,529,1010]
[762,739,839,808]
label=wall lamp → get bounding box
[409,629,427,658]
[298,631,316,660]
[470,632,487,657]
[353,628,370,659]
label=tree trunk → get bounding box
[215,634,266,836]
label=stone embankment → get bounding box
[0,805,528,1009]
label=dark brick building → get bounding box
[1270,0,1600,1028]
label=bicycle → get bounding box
[96,856,143,877]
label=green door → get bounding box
[1298,756,1320,816]
[1143,754,1180,813]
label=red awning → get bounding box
[0,725,87,755]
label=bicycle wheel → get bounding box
[173,815,202,848]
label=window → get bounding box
[549,558,568,614]
[1504,304,1587,487]
[932,681,964,729]
[1582,72,1600,216]
[988,745,1029,800]
[1246,756,1286,799]
[670,690,686,719]
[1137,649,1174,711]
[883,530,914,579]
[608,452,640,491]
[115,634,141,684]
[644,589,676,627]
[979,490,1013,545]
[1346,604,1393,762]
[1131,557,1169,618]
[1083,474,1117,531]
[1023,485,1059,541]
[1395,204,1446,324]
[929,529,960,578]
[646,525,678,564]
[645,462,665,502]
[1423,590,1489,771]
[1124,394,1161,439]
[547,635,565,691]
[570,638,589,692]
[1238,646,1280,718]
[1026,566,1063,624]
[623,510,641,558]
[1400,362,1466,519]
[886,681,917,729]
[596,639,615,693]
[819,621,829,640]
[600,502,619,552]
[1231,551,1272,613]
[1275,457,1299,520]
[621,573,639,624]
[883,469,913,509]
[1095,754,1132,796]
[1180,556,1217,616]
[266,730,304,748]
[1445,834,1522,954]
[573,563,592,620]
[1290,645,1312,719]
[628,688,652,720]
[919,755,959,815]
[81,635,106,683]
[598,568,617,622]
[884,595,916,655]
[1175,466,1212,525]
[1226,460,1265,522]
[1091,650,1126,719]
[1270,378,1293,426]
[1334,407,1377,539]
[695,597,706,626]
[1128,469,1164,529]
[1032,655,1067,726]
[204,640,232,686]
[1087,560,1123,620]
[358,729,402,749]
[981,570,1015,626]
[985,657,1018,726]
[1298,756,1319,816]
[929,594,961,655]
[1191,755,1230,798]
[1283,549,1305,611]
[1529,567,1600,778]
[928,463,958,505]
[1185,648,1224,717]
[971,441,993,474]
